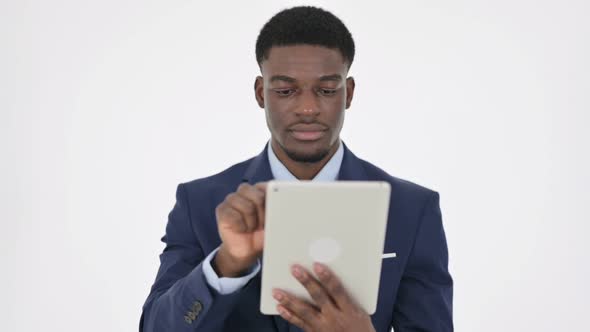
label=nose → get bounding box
[295,89,320,117]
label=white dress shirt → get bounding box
[202,140,344,294]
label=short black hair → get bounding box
[255,6,355,68]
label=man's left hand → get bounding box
[273,262,376,332]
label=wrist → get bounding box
[213,245,258,278]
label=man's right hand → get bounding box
[213,182,268,278]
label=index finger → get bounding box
[312,263,358,311]
[254,182,268,227]
[236,183,266,229]
[254,182,268,192]
[290,265,335,312]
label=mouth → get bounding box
[289,130,326,141]
[288,124,328,142]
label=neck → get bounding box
[271,139,340,180]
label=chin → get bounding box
[283,143,331,163]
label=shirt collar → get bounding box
[267,140,344,181]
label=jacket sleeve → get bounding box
[140,183,250,331]
[392,192,454,331]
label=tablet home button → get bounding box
[308,237,342,263]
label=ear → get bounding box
[254,76,265,109]
[345,76,356,109]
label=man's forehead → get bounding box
[261,45,347,73]
[261,47,347,82]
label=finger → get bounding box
[215,202,247,233]
[291,264,335,311]
[225,193,258,232]
[253,182,268,227]
[254,181,268,193]
[276,304,311,331]
[313,262,356,310]
[237,183,266,229]
[272,289,320,329]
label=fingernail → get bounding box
[313,262,325,275]
[273,290,283,301]
[292,265,303,279]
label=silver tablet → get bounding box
[260,180,391,315]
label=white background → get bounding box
[2,0,589,331]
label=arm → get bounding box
[140,184,257,331]
[202,247,261,294]
[392,192,454,331]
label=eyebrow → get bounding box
[269,75,296,83]
[319,74,343,82]
[269,74,343,83]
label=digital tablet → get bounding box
[260,180,391,315]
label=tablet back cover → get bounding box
[260,181,391,315]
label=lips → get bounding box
[288,123,327,141]
[289,123,327,132]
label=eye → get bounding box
[318,88,337,96]
[273,89,296,97]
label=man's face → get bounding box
[255,45,355,163]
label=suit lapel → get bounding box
[242,143,274,184]
[337,142,369,181]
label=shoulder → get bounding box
[357,157,438,206]
[179,157,254,197]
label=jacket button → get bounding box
[192,301,203,313]
[187,311,197,320]
[184,315,192,324]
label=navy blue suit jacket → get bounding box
[141,143,453,331]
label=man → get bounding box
[141,6,453,332]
